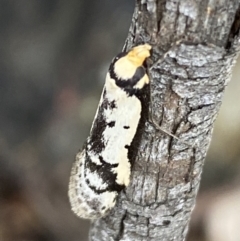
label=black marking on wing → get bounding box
[88,89,117,155]
[109,101,116,109]
[109,65,146,96]
[103,90,117,109]
[88,111,106,154]
[99,155,118,168]
[84,153,125,194]
[123,126,130,129]
[108,121,115,127]
[132,67,146,85]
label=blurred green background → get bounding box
[0,1,239,241]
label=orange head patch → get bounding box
[126,44,152,66]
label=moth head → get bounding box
[110,44,152,91]
[126,44,152,66]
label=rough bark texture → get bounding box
[89,0,240,240]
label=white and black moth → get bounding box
[68,44,152,219]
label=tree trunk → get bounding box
[89,0,240,240]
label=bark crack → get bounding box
[115,211,127,241]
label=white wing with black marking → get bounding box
[68,44,152,219]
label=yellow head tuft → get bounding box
[112,43,152,83]
[127,44,152,66]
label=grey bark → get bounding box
[89,0,240,240]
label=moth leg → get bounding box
[148,110,195,148]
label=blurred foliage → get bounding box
[0,1,239,241]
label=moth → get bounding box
[68,44,152,219]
